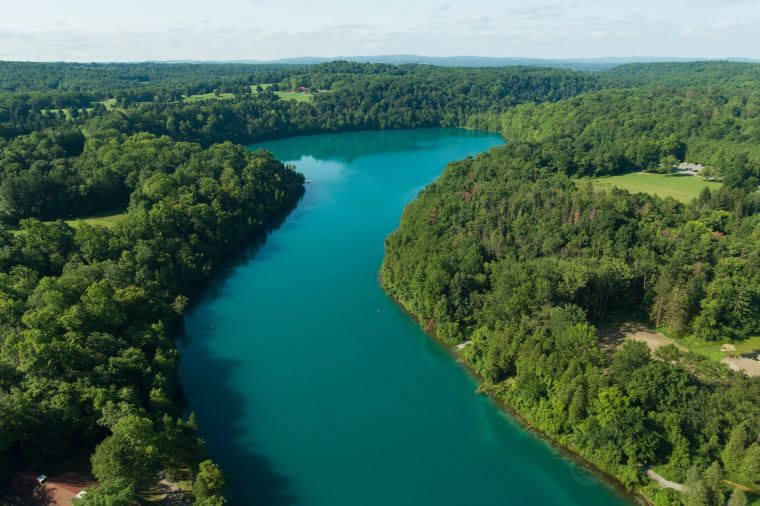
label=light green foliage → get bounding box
[741,444,760,485]
[65,213,128,229]
[72,479,137,505]
[728,489,749,506]
[192,460,226,505]
[724,423,752,473]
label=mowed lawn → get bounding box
[589,172,722,203]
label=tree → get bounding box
[683,465,711,506]
[740,443,760,485]
[727,489,748,506]
[72,479,136,506]
[723,422,751,473]
[611,341,650,381]
[192,460,226,504]
[91,415,160,488]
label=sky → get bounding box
[1,0,758,62]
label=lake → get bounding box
[180,129,629,505]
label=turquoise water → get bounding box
[181,129,629,506]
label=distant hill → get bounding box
[163,55,759,71]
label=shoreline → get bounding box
[377,270,646,505]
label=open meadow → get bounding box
[589,172,722,203]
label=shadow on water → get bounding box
[183,190,304,314]
[179,195,305,506]
[184,325,298,506]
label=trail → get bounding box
[646,469,685,492]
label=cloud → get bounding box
[0,0,758,61]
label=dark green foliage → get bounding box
[3,58,760,501]
[467,86,760,185]
[86,64,600,147]
[381,140,760,489]
[0,135,302,490]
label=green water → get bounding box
[181,129,629,506]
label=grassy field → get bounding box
[672,335,760,362]
[96,98,118,110]
[253,84,315,103]
[9,212,127,235]
[65,212,128,229]
[273,90,314,103]
[182,91,235,102]
[149,84,317,104]
[588,172,722,203]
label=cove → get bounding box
[180,128,630,506]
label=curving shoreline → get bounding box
[378,273,643,505]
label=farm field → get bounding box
[588,172,722,203]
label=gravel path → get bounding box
[646,469,685,492]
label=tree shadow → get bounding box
[179,199,304,506]
[182,331,298,506]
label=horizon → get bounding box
[3,55,758,65]
[2,0,759,62]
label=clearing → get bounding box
[182,84,315,104]
[271,90,314,103]
[588,172,722,203]
[9,212,128,235]
[182,91,235,102]
[599,323,760,377]
[599,323,687,356]
[64,212,128,229]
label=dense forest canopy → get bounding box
[0,59,759,505]
[85,64,602,146]
[0,136,303,504]
[467,86,760,185]
[0,61,304,93]
[382,141,760,504]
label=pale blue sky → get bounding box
[1,0,758,61]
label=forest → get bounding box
[0,132,304,505]
[0,59,758,504]
[383,91,760,504]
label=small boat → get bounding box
[305,180,314,184]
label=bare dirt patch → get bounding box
[599,323,760,377]
[598,323,686,356]
[722,357,760,377]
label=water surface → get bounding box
[181,129,629,506]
